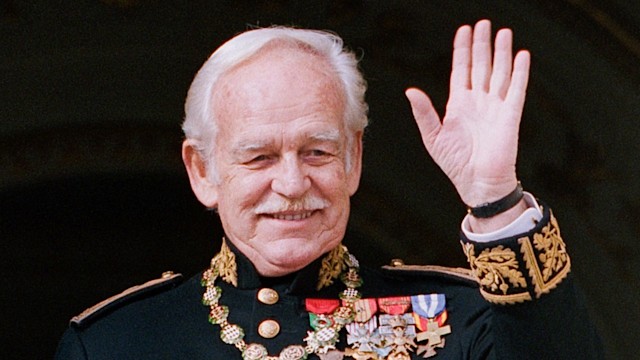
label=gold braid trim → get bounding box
[519,212,571,298]
[210,238,237,287]
[463,211,571,305]
[479,289,531,304]
[317,244,348,290]
[209,239,347,290]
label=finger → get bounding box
[450,25,472,91]
[489,28,513,99]
[471,19,493,92]
[405,88,442,149]
[505,50,531,118]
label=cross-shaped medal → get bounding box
[416,320,451,346]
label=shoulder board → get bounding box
[70,271,183,328]
[381,264,478,284]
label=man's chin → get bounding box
[266,248,318,272]
[256,240,327,276]
[236,233,343,276]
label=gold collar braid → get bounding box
[209,238,351,291]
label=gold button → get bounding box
[390,258,405,267]
[258,319,280,339]
[257,288,279,305]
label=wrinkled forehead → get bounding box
[211,43,347,128]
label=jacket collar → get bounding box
[217,239,346,296]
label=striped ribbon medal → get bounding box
[411,294,451,358]
[344,298,382,358]
[377,296,416,359]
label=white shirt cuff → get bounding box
[461,192,543,243]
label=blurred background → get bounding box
[1,1,638,358]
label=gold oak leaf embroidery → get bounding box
[532,216,569,282]
[211,239,238,287]
[464,243,527,294]
[317,244,347,290]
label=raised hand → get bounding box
[406,20,530,214]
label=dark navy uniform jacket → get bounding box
[55,205,603,359]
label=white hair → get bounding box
[182,26,369,182]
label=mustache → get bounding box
[254,195,330,214]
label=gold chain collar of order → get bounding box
[202,241,363,360]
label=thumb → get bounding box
[405,87,441,149]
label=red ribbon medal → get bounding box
[377,296,411,315]
[305,298,340,314]
[306,298,341,331]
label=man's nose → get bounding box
[271,155,311,198]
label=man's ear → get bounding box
[347,131,363,196]
[182,140,219,208]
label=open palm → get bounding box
[406,20,530,207]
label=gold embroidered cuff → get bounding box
[461,205,571,305]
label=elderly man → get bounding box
[56,20,602,359]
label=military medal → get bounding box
[376,297,416,360]
[411,294,451,358]
[344,298,381,359]
[378,296,412,315]
[306,298,340,330]
[307,299,341,315]
[350,298,377,323]
[412,309,447,331]
[411,294,445,320]
[305,298,343,355]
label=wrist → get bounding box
[466,198,528,233]
[467,181,524,218]
[463,192,542,237]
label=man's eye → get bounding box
[244,155,271,166]
[309,150,328,157]
[251,155,269,162]
[305,150,334,164]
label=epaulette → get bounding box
[70,271,183,328]
[381,261,478,285]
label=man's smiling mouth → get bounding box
[269,211,315,221]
